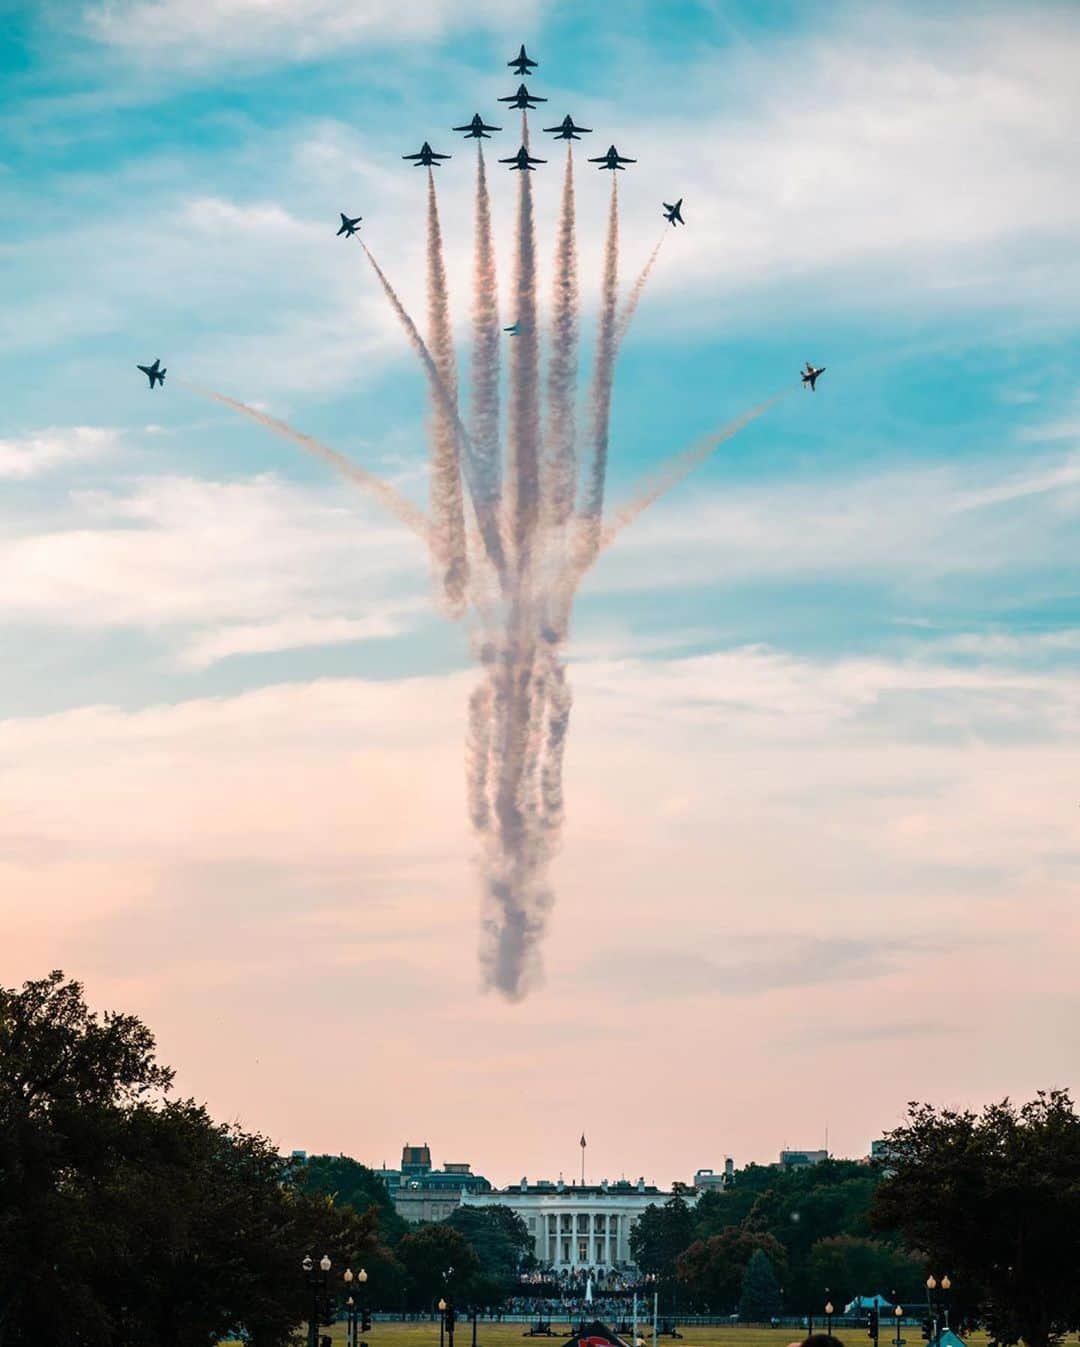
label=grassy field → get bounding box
[221,1322,991,1347]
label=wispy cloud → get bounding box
[0,426,119,480]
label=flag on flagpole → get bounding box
[580,1134,586,1147]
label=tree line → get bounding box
[3,972,1079,1346]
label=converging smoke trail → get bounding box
[599,392,790,549]
[506,115,543,570]
[616,230,667,347]
[575,176,620,569]
[180,382,430,544]
[466,678,494,833]
[360,242,507,580]
[426,168,469,613]
[470,145,502,512]
[539,650,572,834]
[543,145,580,531]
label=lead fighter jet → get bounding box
[336,212,362,236]
[498,83,547,110]
[544,114,592,140]
[508,43,538,76]
[500,145,546,172]
[453,113,501,139]
[589,144,636,170]
[136,358,166,389]
[662,198,685,226]
[402,141,451,167]
[801,362,826,391]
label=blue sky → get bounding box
[0,0,1078,1176]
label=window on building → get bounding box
[578,1239,588,1262]
[562,1239,570,1262]
[528,1217,536,1231]
[595,1239,604,1262]
[577,1214,589,1232]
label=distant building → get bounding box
[377,1144,491,1223]
[693,1159,735,1191]
[779,1149,829,1168]
[462,1177,695,1272]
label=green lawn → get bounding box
[220,1322,990,1347]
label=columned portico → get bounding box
[461,1181,696,1273]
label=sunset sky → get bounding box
[1,0,1078,1185]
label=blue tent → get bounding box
[845,1296,894,1314]
[930,1331,967,1347]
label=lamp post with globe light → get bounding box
[344,1267,370,1347]
[825,1298,835,1339]
[302,1253,333,1347]
[894,1302,904,1347]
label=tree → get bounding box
[397,1224,480,1310]
[806,1236,923,1309]
[629,1197,696,1279]
[446,1204,534,1289]
[676,1230,788,1311]
[0,971,374,1347]
[739,1248,782,1322]
[871,1092,1080,1347]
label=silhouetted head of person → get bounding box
[802,1335,844,1347]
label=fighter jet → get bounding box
[801,362,826,391]
[662,198,685,226]
[402,141,452,167]
[504,321,521,336]
[508,43,538,77]
[498,84,547,110]
[499,145,547,172]
[589,144,636,171]
[452,113,501,139]
[136,358,166,389]
[336,212,362,237]
[543,114,592,140]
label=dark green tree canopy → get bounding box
[397,1224,481,1309]
[872,1091,1080,1347]
[629,1197,696,1279]
[676,1229,788,1311]
[446,1203,534,1285]
[0,971,379,1347]
[738,1248,782,1322]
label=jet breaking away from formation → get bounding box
[589,144,636,170]
[543,115,592,140]
[504,321,521,336]
[402,141,452,167]
[801,361,826,390]
[508,43,538,76]
[336,212,363,236]
[453,113,502,139]
[136,358,166,388]
[499,144,547,172]
[498,83,547,110]
[662,198,685,226]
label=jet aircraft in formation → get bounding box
[336,212,362,236]
[801,362,826,390]
[453,113,501,139]
[662,198,685,226]
[498,83,547,110]
[136,358,166,389]
[508,43,538,76]
[544,114,592,140]
[589,144,636,171]
[500,145,547,172]
[402,141,452,167]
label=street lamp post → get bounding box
[825,1298,835,1339]
[439,1298,447,1347]
[894,1303,904,1347]
[302,1254,332,1347]
[344,1267,369,1347]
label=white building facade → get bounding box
[460,1180,696,1273]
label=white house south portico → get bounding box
[460,1178,695,1272]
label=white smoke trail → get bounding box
[426,168,469,614]
[543,144,580,532]
[360,241,507,580]
[506,113,543,570]
[539,648,572,833]
[616,229,667,347]
[470,145,502,512]
[599,392,790,550]
[466,676,494,833]
[575,175,620,571]
[180,382,430,544]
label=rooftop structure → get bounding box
[779,1149,829,1168]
